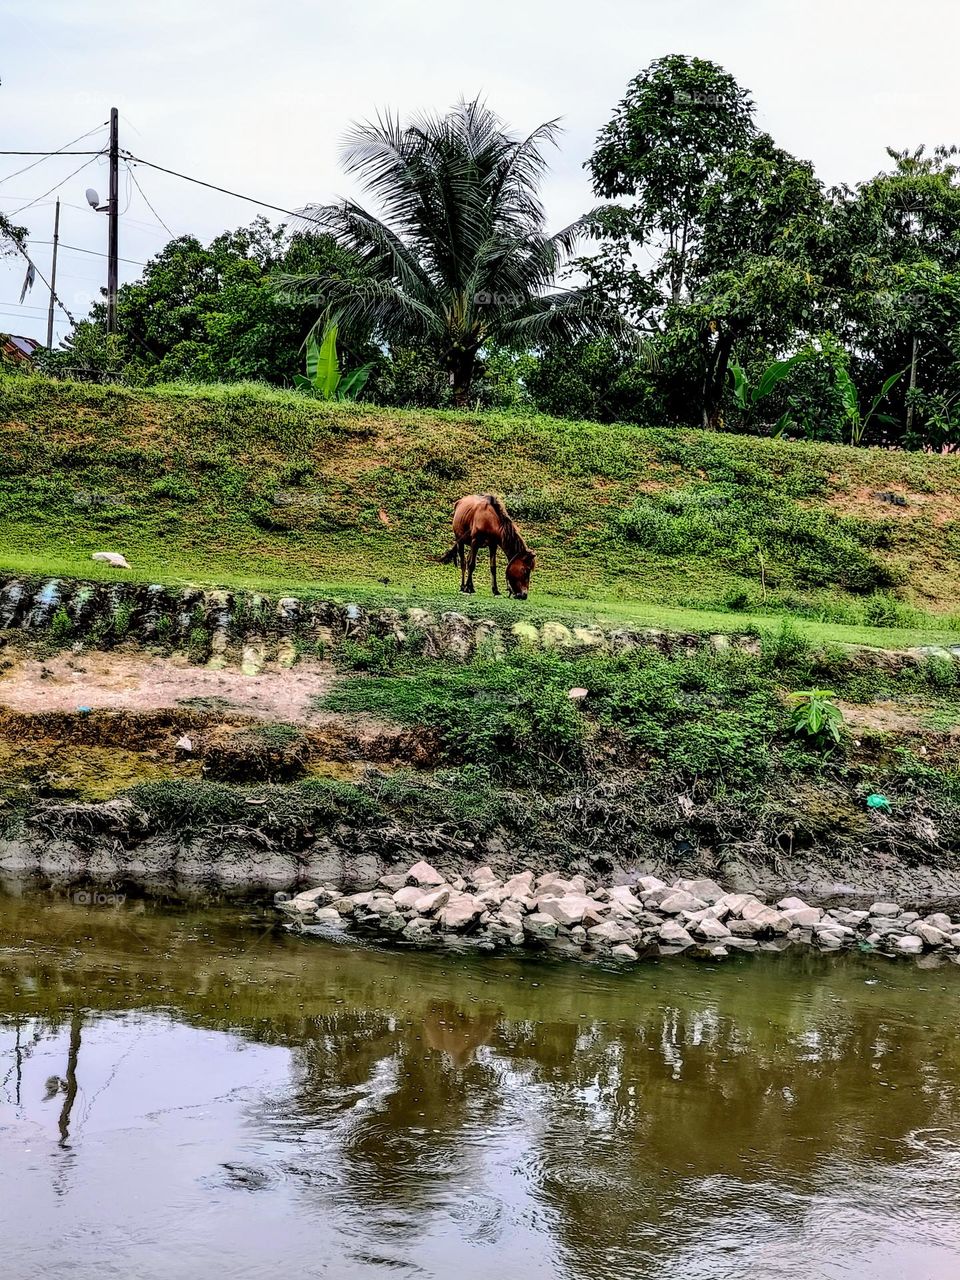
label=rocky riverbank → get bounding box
[278,859,960,965]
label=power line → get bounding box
[0,150,103,157]
[11,156,103,216]
[124,160,174,236]
[28,239,148,267]
[0,124,107,188]
[124,151,326,228]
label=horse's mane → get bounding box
[485,494,527,559]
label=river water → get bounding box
[2,890,960,1279]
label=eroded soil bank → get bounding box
[2,576,960,915]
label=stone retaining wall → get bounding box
[1,574,956,670]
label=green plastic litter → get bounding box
[866,793,891,812]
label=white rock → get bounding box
[924,912,953,933]
[502,871,534,898]
[674,878,724,904]
[469,865,499,889]
[693,917,731,941]
[393,885,426,910]
[608,886,643,912]
[895,935,923,955]
[637,875,667,894]
[91,551,131,569]
[611,943,639,961]
[784,906,822,928]
[777,896,810,912]
[175,735,193,752]
[658,919,694,947]
[588,920,637,946]
[659,890,707,915]
[538,894,596,927]
[414,886,452,914]
[379,873,408,892]
[313,906,346,926]
[869,902,901,917]
[715,893,763,917]
[438,895,483,931]
[406,860,445,887]
[909,922,950,947]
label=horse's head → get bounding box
[506,550,536,600]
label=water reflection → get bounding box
[1,892,960,1279]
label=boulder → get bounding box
[438,895,483,931]
[637,875,667,894]
[658,890,707,915]
[91,551,131,569]
[608,886,643,912]
[414,887,452,914]
[692,916,731,941]
[407,860,445,887]
[393,885,426,910]
[924,912,953,933]
[313,906,346,927]
[381,912,407,934]
[588,920,637,946]
[502,871,534,898]
[658,919,694,947]
[402,918,436,941]
[895,935,923,955]
[523,913,559,941]
[378,873,408,892]
[611,943,639,961]
[716,893,763,917]
[909,922,951,947]
[777,896,811,912]
[538,894,597,927]
[742,905,791,934]
[869,901,901,917]
[784,906,823,929]
[469,865,499,890]
[725,937,759,950]
[674,877,724,904]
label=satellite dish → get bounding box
[85,187,101,209]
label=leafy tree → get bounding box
[588,54,755,306]
[0,211,26,258]
[286,97,624,405]
[585,56,827,427]
[826,146,960,446]
[40,218,371,384]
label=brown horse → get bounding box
[440,494,536,598]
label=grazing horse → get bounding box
[440,494,536,598]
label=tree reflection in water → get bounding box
[2,892,960,1279]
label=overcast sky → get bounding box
[2,0,958,344]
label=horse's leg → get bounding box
[490,545,500,596]
[458,541,468,592]
[465,540,479,593]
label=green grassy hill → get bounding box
[3,372,960,647]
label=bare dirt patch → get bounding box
[0,649,342,724]
[824,485,960,526]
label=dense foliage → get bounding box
[22,60,960,449]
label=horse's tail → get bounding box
[439,544,460,565]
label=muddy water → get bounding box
[2,893,960,1279]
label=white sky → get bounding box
[2,0,958,344]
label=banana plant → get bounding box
[833,364,905,446]
[729,354,804,430]
[294,324,373,401]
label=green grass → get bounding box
[3,371,960,649]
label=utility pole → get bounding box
[106,106,119,335]
[45,197,60,350]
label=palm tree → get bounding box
[286,98,626,405]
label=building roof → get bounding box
[0,334,42,362]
